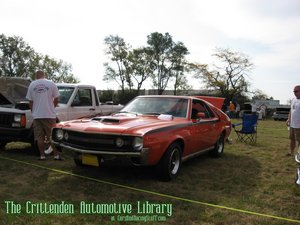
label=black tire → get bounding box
[157,143,182,181]
[210,134,225,157]
[0,142,7,150]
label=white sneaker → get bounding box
[296,168,300,185]
[295,153,300,164]
[44,146,53,154]
[54,155,63,161]
[38,155,46,160]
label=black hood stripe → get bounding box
[145,120,218,135]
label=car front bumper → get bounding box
[51,141,150,165]
[0,127,33,142]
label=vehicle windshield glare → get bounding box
[121,97,188,118]
[58,87,75,104]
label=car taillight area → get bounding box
[52,128,143,152]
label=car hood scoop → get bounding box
[92,114,173,124]
[92,117,121,124]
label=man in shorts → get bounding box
[26,71,61,160]
[287,85,300,160]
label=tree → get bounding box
[0,34,36,77]
[0,34,78,83]
[146,32,190,95]
[103,33,191,95]
[103,35,131,93]
[252,89,269,100]
[38,55,78,83]
[169,42,191,95]
[126,47,153,94]
[193,48,254,101]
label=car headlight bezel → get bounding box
[115,137,125,147]
[12,114,26,127]
[55,129,64,141]
[14,114,22,122]
[132,137,143,151]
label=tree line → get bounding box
[0,32,268,105]
[103,32,260,104]
[0,34,78,83]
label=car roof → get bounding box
[56,83,95,88]
[137,95,191,99]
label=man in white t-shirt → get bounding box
[26,71,61,160]
[287,85,300,159]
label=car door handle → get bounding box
[89,108,95,111]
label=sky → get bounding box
[1,0,300,105]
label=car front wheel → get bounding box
[157,143,182,181]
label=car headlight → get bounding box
[12,114,26,127]
[132,137,143,151]
[115,137,124,147]
[55,129,64,141]
[14,114,22,122]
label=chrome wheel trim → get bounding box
[169,148,180,175]
[217,139,224,154]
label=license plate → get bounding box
[82,154,99,166]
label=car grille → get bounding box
[59,130,136,152]
[0,113,13,127]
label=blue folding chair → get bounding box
[232,113,258,144]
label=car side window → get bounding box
[58,87,74,104]
[72,89,92,106]
[191,99,216,119]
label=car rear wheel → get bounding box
[210,134,225,157]
[157,143,182,181]
[0,142,6,151]
[0,142,7,150]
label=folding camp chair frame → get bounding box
[232,114,258,144]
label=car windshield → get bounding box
[58,87,75,104]
[120,97,188,118]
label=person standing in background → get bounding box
[229,101,235,118]
[235,102,240,118]
[260,104,267,119]
[287,85,300,158]
[26,71,62,160]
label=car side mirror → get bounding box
[197,112,206,119]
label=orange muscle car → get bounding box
[51,95,231,181]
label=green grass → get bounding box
[1,119,300,225]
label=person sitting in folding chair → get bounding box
[232,113,259,144]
